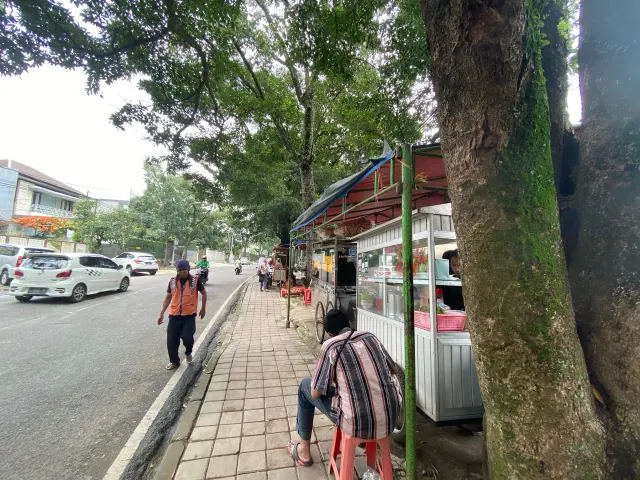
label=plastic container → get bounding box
[413,310,467,331]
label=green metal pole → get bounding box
[401,143,417,480]
[286,243,292,328]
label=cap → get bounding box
[176,259,190,271]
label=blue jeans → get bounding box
[297,377,338,441]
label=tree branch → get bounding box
[253,0,305,104]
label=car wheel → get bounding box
[118,277,130,292]
[0,269,9,286]
[15,295,32,303]
[149,270,157,276]
[69,284,87,303]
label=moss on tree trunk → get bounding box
[419,0,606,477]
[572,1,640,477]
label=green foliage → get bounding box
[72,198,141,251]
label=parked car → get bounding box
[0,244,55,286]
[8,253,130,303]
[112,252,159,275]
[240,257,250,265]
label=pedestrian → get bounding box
[259,260,269,291]
[287,309,401,467]
[157,259,207,370]
[257,255,265,283]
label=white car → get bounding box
[112,251,159,275]
[8,253,130,303]
[240,257,250,265]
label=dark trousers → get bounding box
[167,315,196,364]
[297,377,337,441]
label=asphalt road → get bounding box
[0,265,248,480]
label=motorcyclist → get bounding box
[235,259,242,274]
[196,256,210,282]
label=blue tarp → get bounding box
[290,150,395,232]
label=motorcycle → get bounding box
[197,267,209,284]
[235,263,242,275]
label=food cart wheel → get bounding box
[315,302,326,343]
[390,363,406,444]
[326,301,334,313]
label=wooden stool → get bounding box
[327,426,394,480]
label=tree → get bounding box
[13,216,71,235]
[569,0,640,476]
[71,199,141,251]
[129,164,214,259]
[418,0,605,477]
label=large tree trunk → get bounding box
[419,1,606,478]
[570,1,640,477]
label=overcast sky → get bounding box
[0,65,583,201]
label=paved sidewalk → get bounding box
[172,281,336,480]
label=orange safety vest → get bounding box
[169,275,199,316]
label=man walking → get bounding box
[157,259,207,370]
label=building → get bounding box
[94,198,129,212]
[0,159,84,235]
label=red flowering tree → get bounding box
[14,216,72,235]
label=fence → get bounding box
[0,235,87,253]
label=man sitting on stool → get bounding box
[288,309,402,467]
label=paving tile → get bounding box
[291,430,317,444]
[206,454,238,478]
[237,451,267,474]
[282,386,298,396]
[264,387,283,397]
[296,461,329,480]
[313,415,334,427]
[201,401,224,414]
[240,434,266,452]
[245,388,265,399]
[266,418,290,434]
[220,411,244,424]
[314,426,335,442]
[196,413,221,427]
[242,421,266,436]
[228,380,247,390]
[242,409,263,422]
[191,426,218,441]
[265,432,291,449]
[216,423,242,439]
[223,399,245,412]
[238,472,267,480]
[244,397,265,410]
[280,378,299,387]
[204,390,226,402]
[209,382,227,391]
[284,396,298,406]
[268,467,297,480]
[175,458,208,480]
[225,389,246,400]
[212,437,241,456]
[211,374,230,382]
[263,379,282,388]
[229,373,247,381]
[266,448,294,469]
[265,406,288,421]
[262,372,280,380]
[285,404,298,417]
[183,440,214,460]
[317,441,332,461]
[246,380,264,389]
[264,396,284,408]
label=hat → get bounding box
[176,259,190,271]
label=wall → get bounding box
[13,180,32,216]
[0,167,18,220]
[0,235,87,252]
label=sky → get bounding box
[0,65,583,202]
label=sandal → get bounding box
[287,441,313,467]
[165,362,179,370]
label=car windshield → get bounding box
[22,256,70,270]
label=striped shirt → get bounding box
[311,329,402,439]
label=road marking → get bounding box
[103,276,253,480]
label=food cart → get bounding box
[271,246,289,286]
[310,238,358,342]
[352,203,482,423]
[288,144,484,426]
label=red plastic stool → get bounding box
[327,426,394,480]
[303,287,312,306]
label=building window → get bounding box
[32,191,42,205]
[62,200,74,212]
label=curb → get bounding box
[151,285,248,480]
[103,276,254,480]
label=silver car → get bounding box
[112,251,159,275]
[0,244,55,286]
